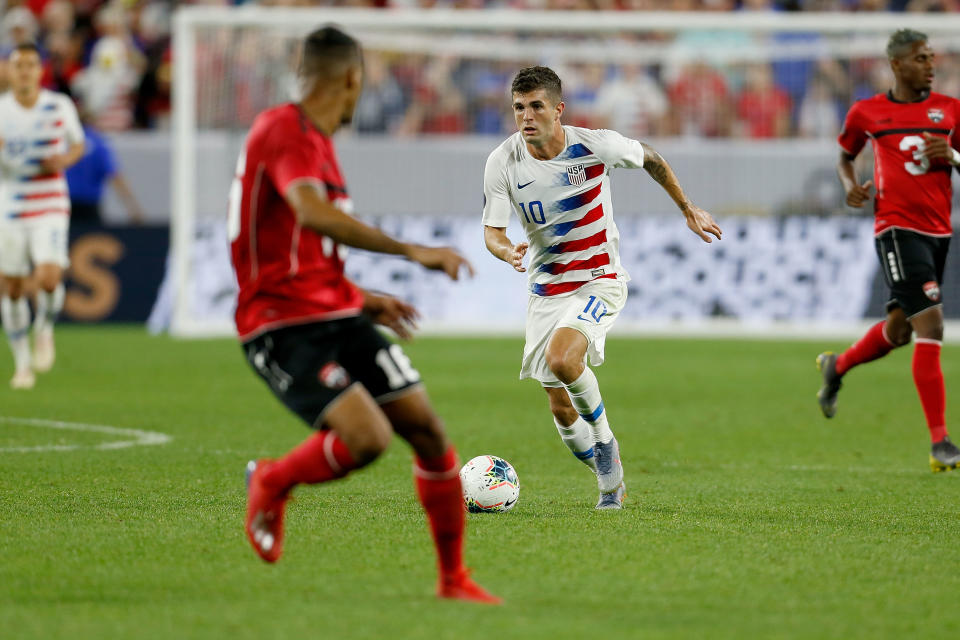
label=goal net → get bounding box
[166,8,960,337]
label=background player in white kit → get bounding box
[483,66,721,509]
[0,43,85,389]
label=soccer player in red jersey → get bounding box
[817,29,960,472]
[228,26,499,603]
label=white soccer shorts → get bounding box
[0,214,70,276]
[519,278,627,387]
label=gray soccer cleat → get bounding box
[595,483,625,510]
[594,437,624,494]
[816,352,842,418]
[930,437,960,472]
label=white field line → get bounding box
[658,460,928,476]
[196,451,932,476]
[0,416,172,453]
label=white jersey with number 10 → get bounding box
[482,126,643,297]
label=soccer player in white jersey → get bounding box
[0,43,85,389]
[483,66,721,509]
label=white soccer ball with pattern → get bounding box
[459,455,520,513]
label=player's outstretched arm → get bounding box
[111,174,146,225]
[360,289,420,340]
[641,144,722,243]
[285,182,473,281]
[483,225,528,272]
[837,150,872,208]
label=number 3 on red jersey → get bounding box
[900,135,931,176]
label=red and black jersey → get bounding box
[838,91,960,237]
[229,103,364,343]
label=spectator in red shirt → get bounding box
[735,62,792,138]
[666,59,733,137]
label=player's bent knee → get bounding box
[349,421,392,465]
[885,316,912,347]
[545,351,581,383]
[35,269,61,292]
[4,279,24,299]
[324,386,394,465]
[544,349,563,375]
[891,330,912,347]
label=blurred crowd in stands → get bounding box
[2,0,960,138]
[0,0,172,129]
[349,51,960,139]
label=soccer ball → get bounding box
[459,455,520,513]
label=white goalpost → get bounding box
[168,7,960,338]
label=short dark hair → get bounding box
[887,29,927,60]
[11,42,40,58]
[300,25,361,80]
[511,66,562,105]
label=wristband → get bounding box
[951,148,960,166]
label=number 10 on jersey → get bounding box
[519,201,546,225]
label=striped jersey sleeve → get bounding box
[574,127,645,169]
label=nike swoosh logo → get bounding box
[517,180,535,189]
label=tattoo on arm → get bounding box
[644,148,669,185]
[642,144,692,213]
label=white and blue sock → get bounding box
[1,295,31,372]
[554,416,598,472]
[564,367,615,445]
[34,283,64,334]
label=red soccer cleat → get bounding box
[437,568,502,604]
[245,459,290,563]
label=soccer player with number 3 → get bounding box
[817,30,960,472]
[482,67,721,509]
[229,26,498,603]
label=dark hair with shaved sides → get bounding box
[886,29,928,60]
[511,66,563,105]
[299,25,362,81]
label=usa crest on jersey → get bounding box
[928,108,944,123]
[567,163,586,186]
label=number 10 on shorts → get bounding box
[376,344,421,389]
[577,295,608,323]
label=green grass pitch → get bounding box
[2,326,959,639]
